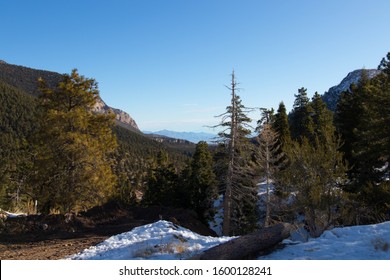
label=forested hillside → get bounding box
[0,66,190,213]
[0,81,38,208]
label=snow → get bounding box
[67,219,390,260]
[65,179,390,260]
[257,179,274,196]
[259,221,390,260]
[67,220,234,260]
[209,194,224,236]
[0,210,27,218]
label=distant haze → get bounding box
[144,130,216,144]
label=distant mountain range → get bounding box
[144,130,217,144]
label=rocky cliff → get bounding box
[0,60,140,131]
[322,69,381,111]
[93,97,139,131]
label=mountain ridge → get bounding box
[322,68,381,111]
[0,60,139,131]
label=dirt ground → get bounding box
[0,235,110,260]
[0,201,215,260]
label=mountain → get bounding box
[93,97,139,132]
[144,130,216,144]
[322,69,381,111]
[0,60,139,131]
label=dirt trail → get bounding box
[0,235,108,260]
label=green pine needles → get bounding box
[33,69,118,213]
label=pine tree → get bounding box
[335,56,390,223]
[336,70,379,188]
[273,101,291,147]
[143,150,180,207]
[351,57,389,221]
[311,92,335,145]
[289,87,314,141]
[32,69,117,213]
[369,53,390,181]
[213,71,257,235]
[185,141,218,223]
[276,136,347,237]
[256,108,283,227]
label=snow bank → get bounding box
[67,220,234,260]
[259,221,390,260]
[67,219,390,260]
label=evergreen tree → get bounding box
[213,71,258,235]
[289,87,314,141]
[311,92,335,145]
[276,136,347,237]
[184,141,218,223]
[143,150,180,207]
[335,56,390,223]
[368,53,390,182]
[356,59,389,221]
[336,70,380,187]
[32,69,117,213]
[273,101,291,147]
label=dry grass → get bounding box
[132,237,191,259]
[371,237,389,252]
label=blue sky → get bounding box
[1,0,389,132]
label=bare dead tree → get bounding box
[256,109,283,227]
[211,71,255,236]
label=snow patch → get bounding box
[67,220,234,260]
[259,221,390,260]
[209,194,224,236]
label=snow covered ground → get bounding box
[67,220,234,260]
[67,219,390,260]
[259,221,390,260]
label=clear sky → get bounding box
[1,0,389,132]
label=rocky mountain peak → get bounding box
[93,98,139,131]
[322,69,381,111]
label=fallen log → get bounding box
[189,223,293,260]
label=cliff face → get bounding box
[93,98,139,131]
[0,60,140,131]
[322,69,381,111]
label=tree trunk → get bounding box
[189,223,293,260]
[265,141,270,227]
[222,70,237,236]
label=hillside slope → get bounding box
[0,60,139,131]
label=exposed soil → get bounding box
[0,201,215,260]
